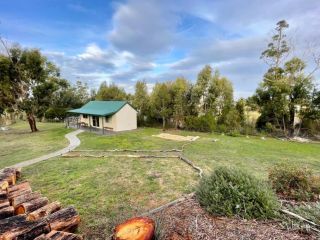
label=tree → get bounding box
[235,98,246,126]
[206,70,234,118]
[261,20,290,68]
[193,65,212,113]
[133,80,150,125]
[0,43,66,132]
[150,83,171,129]
[95,82,127,100]
[170,77,190,128]
[255,21,316,136]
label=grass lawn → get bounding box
[13,125,320,238]
[23,156,197,238]
[0,121,71,169]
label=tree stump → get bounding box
[114,217,155,240]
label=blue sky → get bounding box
[1,0,319,97]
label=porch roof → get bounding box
[68,100,127,116]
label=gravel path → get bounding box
[11,129,84,168]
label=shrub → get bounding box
[185,114,216,132]
[269,164,320,201]
[196,167,279,219]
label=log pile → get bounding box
[0,168,82,240]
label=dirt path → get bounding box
[11,129,84,168]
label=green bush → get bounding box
[184,114,216,132]
[269,164,320,201]
[196,167,279,219]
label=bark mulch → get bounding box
[151,196,317,240]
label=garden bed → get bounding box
[152,196,317,240]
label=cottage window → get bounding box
[83,114,88,118]
[105,116,111,123]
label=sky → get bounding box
[0,0,320,98]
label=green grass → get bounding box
[6,124,319,238]
[23,156,197,238]
[0,121,71,168]
[183,132,320,178]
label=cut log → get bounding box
[0,181,8,191]
[0,206,14,220]
[8,189,32,202]
[7,181,31,194]
[0,218,49,240]
[114,217,155,240]
[15,197,49,215]
[46,206,81,232]
[12,191,42,208]
[8,182,32,202]
[0,173,15,186]
[0,191,7,201]
[28,201,61,221]
[0,215,27,234]
[15,220,50,240]
[35,230,83,240]
[0,168,16,185]
[0,201,9,210]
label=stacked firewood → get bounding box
[0,168,82,240]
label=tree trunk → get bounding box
[162,117,166,130]
[27,201,61,221]
[46,206,81,232]
[289,103,295,137]
[27,113,38,132]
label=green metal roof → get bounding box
[68,101,129,116]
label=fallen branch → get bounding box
[280,208,320,233]
[140,193,195,217]
[63,154,180,159]
[179,156,203,178]
[72,149,182,153]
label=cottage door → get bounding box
[92,116,100,127]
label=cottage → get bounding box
[68,101,137,132]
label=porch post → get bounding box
[89,115,91,132]
[102,116,104,135]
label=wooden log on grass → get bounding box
[7,181,31,194]
[0,201,9,210]
[0,218,50,240]
[15,220,50,240]
[7,182,32,202]
[46,206,81,232]
[28,201,61,221]
[0,173,15,186]
[12,191,42,208]
[8,189,32,203]
[0,168,17,185]
[34,231,83,240]
[15,197,49,215]
[0,206,14,219]
[0,215,27,232]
